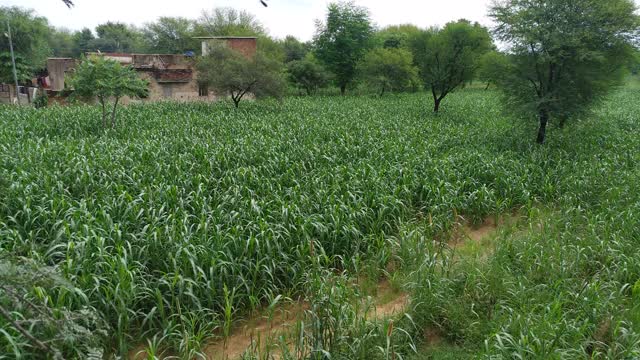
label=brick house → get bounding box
[45,37,258,102]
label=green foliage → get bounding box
[411,20,493,112]
[282,35,309,63]
[0,52,31,84]
[257,34,286,62]
[196,7,266,37]
[476,51,509,90]
[358,47,419,96]
[287,55,331,95]
[68,56,148,128]
[70,28,95,56]
[1,89,640,358]
[0,6,51,70]
[314,1,374,95]
[48,28,75,58]
[33,88,48,108]
[197,43,285,107]
[90,22,146,53]
[490,0,640,143]
[0,257,107,359]
[374,24,423,50]
[142,17,200,54]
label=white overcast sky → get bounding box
[3,0,498,41]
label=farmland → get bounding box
[1,89,640,359]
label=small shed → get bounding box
[47,58,77,92]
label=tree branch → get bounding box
[0,303,55,354]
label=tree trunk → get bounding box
[100,99,107,129]
[340,84,346,96]
[111,97,119,129]
[537,110,549,144]
[433,98,441,113]
[380,85,386,97]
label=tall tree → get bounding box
[491,0,640,144]
[314,1,373,95]
[358,47,418,96]
[71,28,95,56]
[412,20,493,112]
[0,7,51,71]
[282,35,309,63]
[90,22,145,53]
[48,28,75,58]
[142,17,199,54]
[196,8,266,37]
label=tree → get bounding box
[491,0,640,144]
[0,7,51,71]
[196,8,266,37]
[358,48,418,96]
[197,43,285,108]
[49,28,75,58]
[287,55,331,95]
[314,1,373,95]
[69,56,148,129]
[0,53,31,84]
[90,22,145,53]
[282,35,309,63]
[412,20,493,112]
[374,24,422,50]
[142,17,199,54]
[477,51,509,90]
[71,28,95,56]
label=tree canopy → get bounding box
[142,17,199,54]
[358,47,418,96]
[287,54,331,95]
[196,7,266,37]
[91,22,145,53]
[374,24,422,50]
[0,7,51,70]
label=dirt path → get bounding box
[202,280,409,360]
[131,214,517,360]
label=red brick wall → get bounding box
[227,38,257,59]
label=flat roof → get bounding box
[194,36,258,39]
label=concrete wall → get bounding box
[47,58,76,92]
[0,84,37,105]
[137,71,216,102]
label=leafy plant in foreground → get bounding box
[68,55,148,128]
